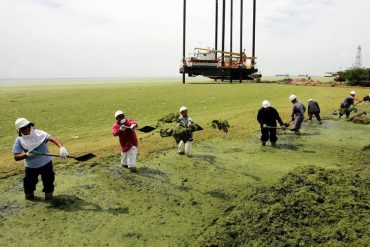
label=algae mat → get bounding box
[1,117,369,246]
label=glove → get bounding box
[262,124,267,128]
[26,150,34,158]
[120,125,127,131]
[130,124,137,129]
[59,147,68,159]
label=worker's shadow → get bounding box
[46,194,129,215]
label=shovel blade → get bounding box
[74,153,96,162]
[138,126,156,133]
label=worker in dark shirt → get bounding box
[339,91,358,118]
[363,94,370,102]
[307,99,322,124]
[257,100,286,147]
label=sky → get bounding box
[0,0,369,78]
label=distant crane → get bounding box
[354,45,362,68]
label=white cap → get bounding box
[350,91,356,95]
[179,106,188,113]
[308,99,313,102]
[262,100,271,108]
[15,118,31,130]
[289,94,297,101]
[114,110,124,118]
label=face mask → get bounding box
[21,126,35,137]
[120,119,126,125]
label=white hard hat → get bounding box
[179,106,188,113]
[15,118,31,130]
[289,94,297,101]
[262,100,271,108]
[114,110,124,118]
[350,91,356,95]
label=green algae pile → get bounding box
[197,164,370,246]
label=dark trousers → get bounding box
[24,161,55,194]
[261,127,277,143]
[308,112,321,121]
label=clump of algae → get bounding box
[197,164,370,246]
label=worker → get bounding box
[112,110,138,173]
[289,95,306,134]
[363,94,370,102]
[257,100,286,147]
[307,99,322,124]
[12,118,68,200]
[339,91,358,118]
[177,106,193,157]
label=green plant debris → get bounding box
[211,120,230,133]
[196,164,370,247]
[157,112,179,123]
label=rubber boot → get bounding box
[25,192,34,200]
[271,142,276,147]
[261,141,266,146]
[45,192,53,200]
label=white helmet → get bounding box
[114,110,124,118]
[350,91,356,95]
[308,99,313,102]
[262,100,271,108]
[179,106,188,113]
[289,94,297,101]
[15,118,31,130]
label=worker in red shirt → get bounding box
[112,110,138,173]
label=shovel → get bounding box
[32,151,96,162]
[123,125,156,133]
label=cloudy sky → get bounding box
[0,0,369,78]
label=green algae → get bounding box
[197,164,370,247]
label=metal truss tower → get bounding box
[354,45,362,68]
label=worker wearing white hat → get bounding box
[257,100,286,147]
[177,106,193,156]
[339,91,359,118]
[307,99,322,124]
[289,95,306,133]
[12,117,69,200]
[112,110,138,172]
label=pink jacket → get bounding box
[112,119,138,152]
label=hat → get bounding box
[289,94,297,101]
[262,100,271,108]
[308,99,313,102]
[179,106,188,113]
[350,91,356,95]
[115,110,124,118]
[15,118,31,130]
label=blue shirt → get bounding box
[12,136,52,168]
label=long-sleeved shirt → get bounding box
[308,100,320,113]
[291,101,306,118]
[341,95,354,108]
[112,119,138,152]
[257,107,284,127]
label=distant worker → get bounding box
[12,118,69,200]
[289,95,306,134]
[112,110,138,173]
[362,94,370,102]
[257,100,286,147]
[177,106,193,157]
[339,91,358,118]
[307,99,322,124]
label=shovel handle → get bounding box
[32,152,76,159]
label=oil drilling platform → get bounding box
[180,0,258,83]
